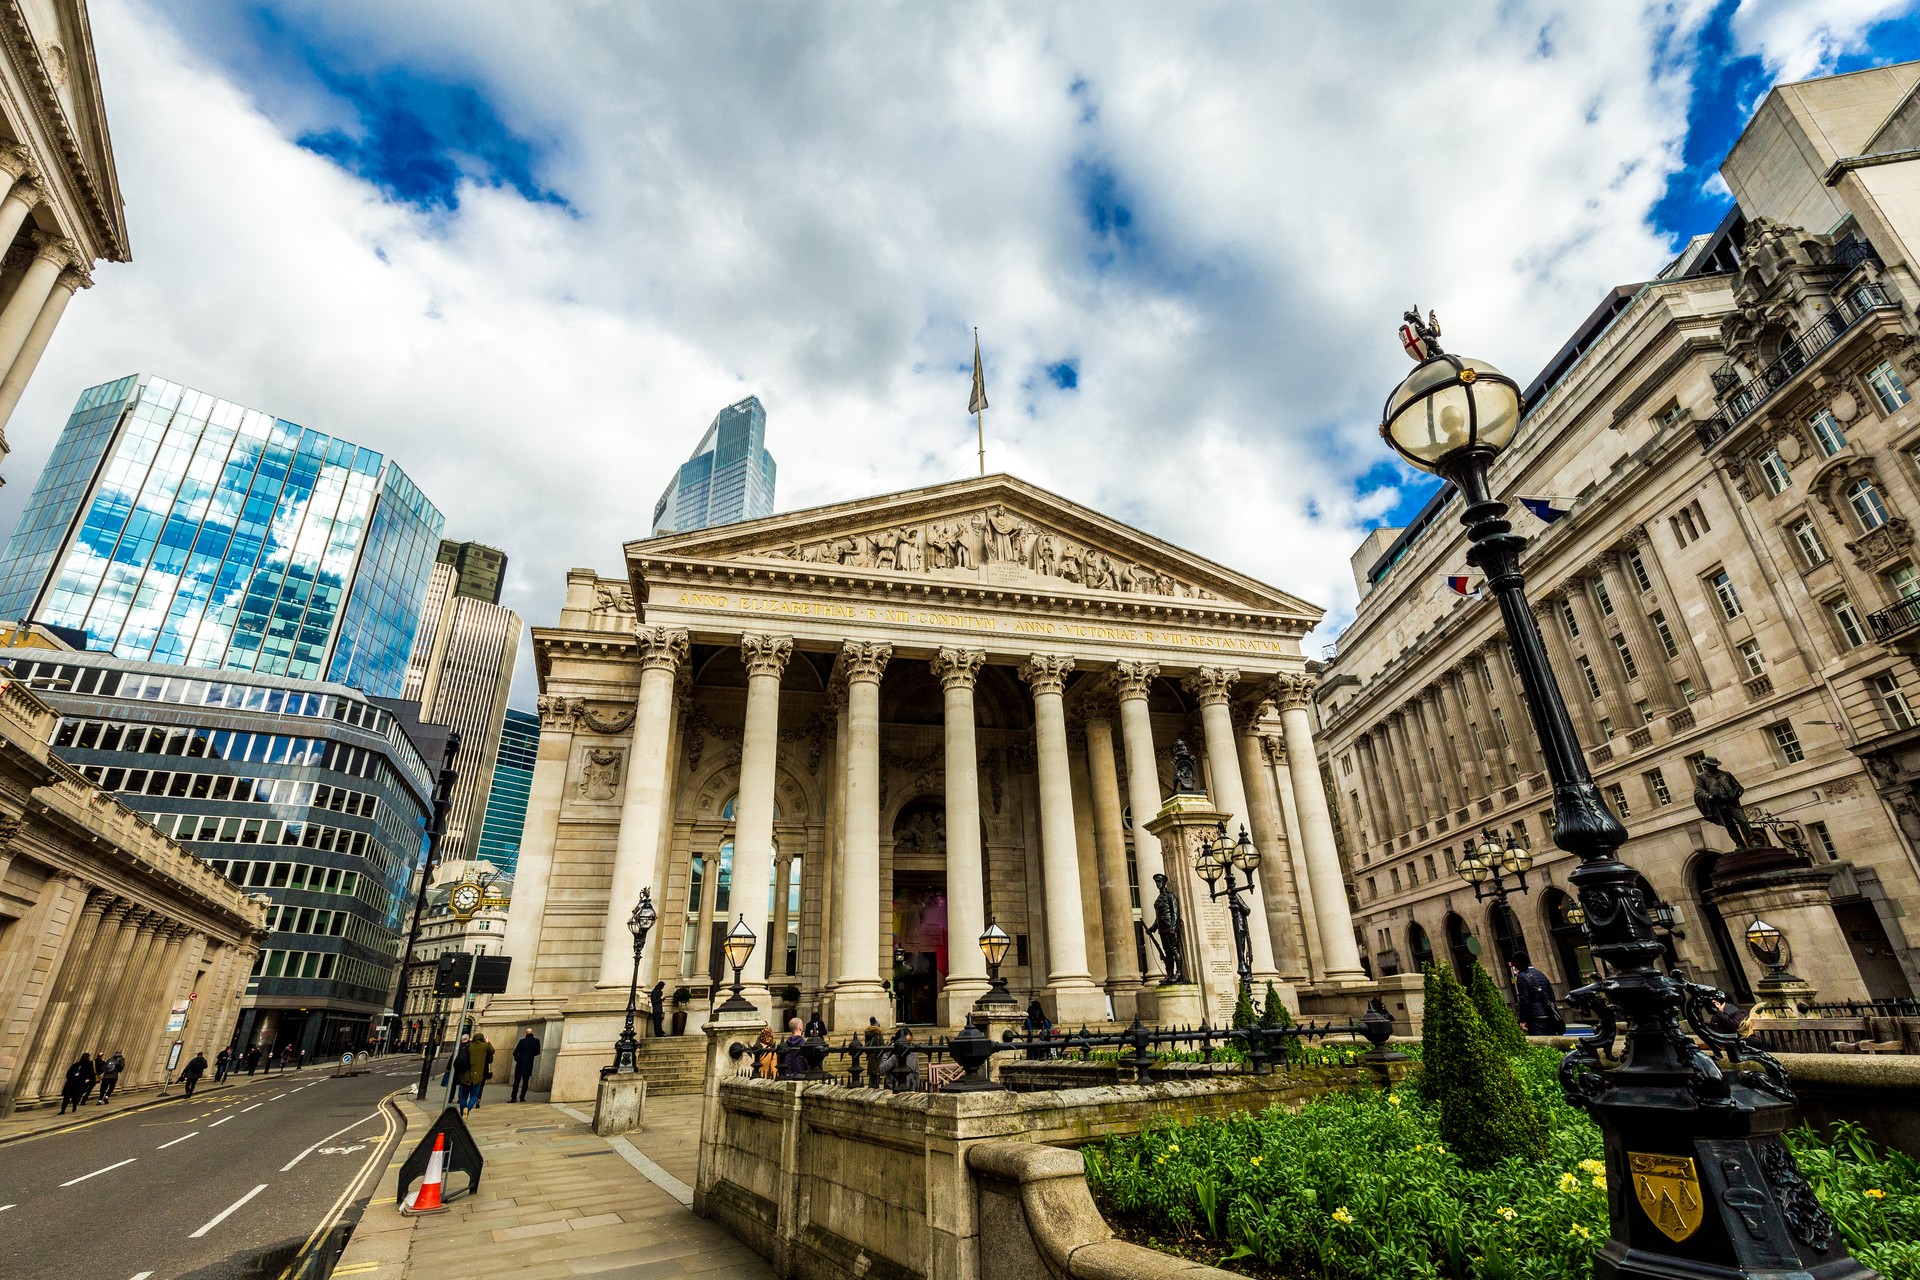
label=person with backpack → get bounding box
[1508,951,1565,1035]
[96,1051,124,1103]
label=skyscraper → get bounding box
[475,707,538,876]
[0,375,445,697]
[650,395,777,535]
[437,539,507,605]
[402,548,521,862]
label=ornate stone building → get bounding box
[0,0,129,469]
[0,676,265,1114]
[489,474,1365,1101]
[1315,62,1920,1010]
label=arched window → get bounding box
[1543,889,1594,989]
[1847,478,1890,531]
[1488,901,1527,991]
[1407,922,1434,972]
[1444,912,1475,978]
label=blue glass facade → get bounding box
[0,376,444,696]
[474,706,538,877]
[650,396,777,534]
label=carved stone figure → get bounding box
[981,506,1026,562]
[1032,533,1057,576]
[1126,562,1158,593]
[1692,755,1761,848]
[1148,873,1186,985]
[897,528,923,570]
[1084,550,1116,590]
[578,748,623,801]
[928,521,972,569]
[871,528,899,569]
[1057,550,1082,583]
[1171,738,1200,794]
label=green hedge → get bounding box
[1424,963,1546,1168]
[1467,960,1530,1055]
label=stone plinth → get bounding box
[593,1072,646,1136]
[1706,844,1869,1009]
[1136,982,1205,1027]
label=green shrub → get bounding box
[1468,959,1530,1055]
[1423,962,1546,1169]
[1231,983,1256,1031]
[1259,982,1303,1064]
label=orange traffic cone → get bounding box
[404,1133,449,1214]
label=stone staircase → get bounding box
[634,1035,708,1096]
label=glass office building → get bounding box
[474,706,538,876]
[0,375,445,697]
[10,649,436,1058]
[650,396,777,534]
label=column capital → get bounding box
[930,647,985,690]
[840,640,891,684]
[1181,666,1240,706]
[56,264,90,292]
[27,229,74,267]
[1268,672,1316,711]
[1018,653,1074,696]
[1621,524,1652,551]
[5,175,44,208]
[1078,690,1118,724]
[1105,659,1160,701]
[0,144,33,182]
[633,625,690,672]
[1229,699,1266,733]
[740,633,794,679]
[537,694,580,729]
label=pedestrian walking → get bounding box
[1023,1000,1054,1060]
[862,1017,884,1088]
[509,1026,540,1102]
[296,1046,307,1071]
[1507,951,1565,1036]
[244,1045,260,1076]
[58,1053,95,1115]
[778,1018,809,1079]
[79,1050,103,1104]
[214,1048,231,1082]
[457,1032,494,1114]
[881,1029,922,1092]
[180,1051,209,1098]
[648,981,666,1037]
[96,1051,124,1104]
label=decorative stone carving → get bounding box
[0,812,21,848]
[978,506,1027,562]
[537,695,580,729]
[740,633,794,678]
[0,144,33,182]
[1259,733,1287,766]
[1106,659,1160,700]
[577,748,623,801]
[1830,389,1859,423]
[1844,518,1913,571]
[1181,666,1239,706]
[1269,673,1316,711]
[577,704,637,736]
[1018,654,1074,696]
[592,583,635,614]
[840,640,891,683]
[633,626,689,672]
[1078,690,1118,724]
[930,647,985,689]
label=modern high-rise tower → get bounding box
[650,395,777,535]
[475,706,538,876]
[0,375,445,697]
[437,539,507,605]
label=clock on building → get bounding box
[450,883,482,920]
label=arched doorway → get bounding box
[1407,922,1434,973]
[1690,853,1752,1002]
[1542,888,1594,990]
[891,798,948,1024]
[1444,912,1476,978]
[1488,901,1526,991]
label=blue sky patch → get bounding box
[1046,361,1079,390]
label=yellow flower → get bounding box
[1156,1155,1166,1165]
[1592,1175,1608,1191]
[1569,1223,1591,1241]
[1169,1144,1180,1154]
[1414,1144,1425,1153]
[1559,1172,1582,1194]
[1389,1094,1403,1107]
[1497,1207,1517,1222]
[1578,1158,1605,1176]
[1865,1189,1886,1200]
[1332,1207,1354,1225]
[1250,1156,1262,1167]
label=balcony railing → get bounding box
[1832,238,1882,272]
[1868,594,1920,643]
[1697,282,1899,449]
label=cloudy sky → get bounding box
[5,0,1919,708]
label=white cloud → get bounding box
[1732,0,1911,82]
[2,1,1775,704]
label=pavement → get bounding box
[0,1055,419,1280]
[337,1090,772,1279]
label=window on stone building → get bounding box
[1627,549,1653,593]
[1636,700,1654,724]
[1651,610,1680,660]
[1807,821,1838,860]
[1342,755,1353,775]
[1873,673,1915,732]
[1673,509,1697,546]
[1646,768,1672,806]
[1606,783,1631,819]
[1390,867,1402,892]
[1559,599,1580,638]
[1790,517,1829,567]
[1659,399,1686,428]
[1469,723,1485,753]
[1759,449,1791,494]
[1768,721,1806,764]
[1493,708,1510,744]
[1810,409,1847,457]
[1577,656,1602,700]
[1886,562,1920,602]
[1867,360,1911,414]
[1830,598,1867,649]
[1612,634,1639,681]
[1710,570,1742,619]
[1598,716,1614,738]
[1594,578,1615,616]
[1366,876,1378,900]
[1738,640,1766,679]
[1847,478,1891,532]
[1424,853,1437,880]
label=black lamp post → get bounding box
[715,917,759,1015]
[1459,826,1533,903]
[1378,310,1866,1278]
[1194,822,1261,993]
[611,888,657,1075]
[977,921,1016,1007]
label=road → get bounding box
[0,1056,419,1280]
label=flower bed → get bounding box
[1085,1047,1919,1279]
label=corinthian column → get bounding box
[1236,711,1308,983]
[503,696,581,996]
[1083,694,1143,1014]
[832,641,892,1028]
[1020,654,1105,1022]
[933,648,990,1024]
[1107,660,1167,982]
[724,634,793,1018]
[1181,667,1279,983]
[0,264,85,436]
[596,626,689,987]
[0,162,42,262]
[0,233,71,380]
[1270,675,1366,982]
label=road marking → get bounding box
[211,1116,233,1127]
[281,1108,381,1172]
[130,1272,154,1279]
[0,1203,14,1211]
[158,1132,198,1149]
[190,1183,267,1238]
[276,1090,403,1280]
[61,1157,136,1187]
[241,1104,262,1112]
[269,1093,286,1101]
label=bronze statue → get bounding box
[1147,872,1186,985]
[1692,755,1761,848]
[1171,738,1200,794]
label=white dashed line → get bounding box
[210,1116,233,1127]
[241,1104,262,1113]
[0,1203,15,1211]
[61,1158,136,1187]
[269,1094,286,1101]
[158,1132,198,1149]
[130,1272,154,1279]
[189,1183,267,1238]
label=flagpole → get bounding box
[976,408,984,476]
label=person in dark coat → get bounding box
[244,1046,260,1076]
[59,1053,95,1114]
[648,982,666,1037]
[180,1052,209,1098]
[96,1052,124,1103]
[457,1033,495,1114]
[509,1027,541,1102]
[1507,952,1565,1036]
[214,1048,231,1082]
[778,1018,809,1079]
[862,1017,884,1088]
[804,1011,827,1038]
[1024,1000,1054,1060]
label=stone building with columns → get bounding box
[488,474,1365,1101]
[0,1,129,474]
[0,675,265,1114]
[1315,63,1920,1012]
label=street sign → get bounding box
[165,999,190,1032]
[471,955,511,994]
[398,1106,484,1206]
[166,1041,183,1072]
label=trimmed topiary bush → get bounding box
[1231,982,1257,1030]
[1260,981,1303,1064]
[1422,962,1547,1169]
[1468,959,1530,1055]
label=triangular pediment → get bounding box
[627,474,1323,621]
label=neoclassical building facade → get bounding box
[490,475,1363,1100]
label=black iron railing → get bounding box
[1832,238,1882,272]
[1800,997,1920,1018]
[1868,595,1920,644]
[1697,283,1899,449]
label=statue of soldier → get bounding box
[1148,872,1186,985]
[1692,755,1761,848]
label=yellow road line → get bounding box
[273,1088,404,1280]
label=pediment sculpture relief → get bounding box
[759,505,1219,600]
